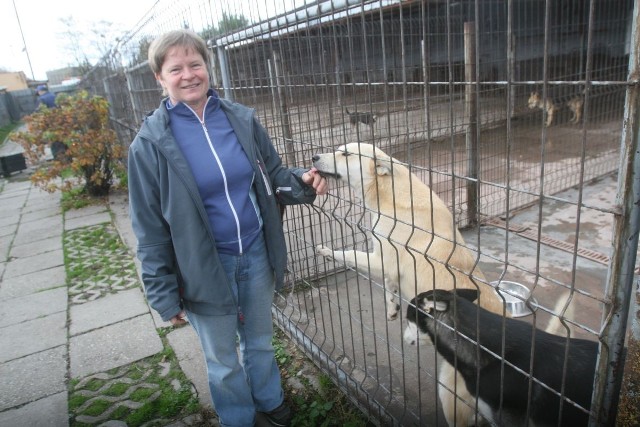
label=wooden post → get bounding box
[124,69,140,126]
[271,50,295,166]
[464,21,478,227]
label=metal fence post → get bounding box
[464,21,478,227]
[590,2,640,425]
[216,44,234,102]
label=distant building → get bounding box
[0,72,30,91]
[46,67,83,86]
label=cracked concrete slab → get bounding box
[0,266,66,300]
[3,249,64,279]
[0,391,69,427]
[0,346,67,411]
[65,212,112,231]
[0,312,67,363]
[9,235,63,259]
[70,314,163,379]
[0,287,67,328]
[70,287,150,336]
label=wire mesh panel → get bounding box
[103,72,138,151]
[81,0,638,425]
[125,62,163,126]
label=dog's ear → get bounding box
[454,288,479,303]
[375,156,393,176]
[419,290,450,312]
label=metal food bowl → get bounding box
[491,280,537,318]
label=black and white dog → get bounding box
[344,107,377,128]
[404,289,597,427]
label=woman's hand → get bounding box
[302,167,328,195]
[170,310,188,326]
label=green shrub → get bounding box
[11,91,125,196]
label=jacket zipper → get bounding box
[257,159,273,196]
[197,114,244,254]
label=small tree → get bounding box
[12,91,125,197]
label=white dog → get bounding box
[312,143,507,320]
[313,143,511,425]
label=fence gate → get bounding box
[83,0,639,425]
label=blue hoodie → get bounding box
[167,92,261,254]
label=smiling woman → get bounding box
[148,31,211,119]
[127,28,327,427]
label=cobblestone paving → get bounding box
[65,223,140,305]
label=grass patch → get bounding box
[273,335,292,367]
[61,187,94,211]
[69,341,200,426]
[85,378,106,392]
[68,394,90,411]
[83,399,111,417]
[129,386,157,402]
[104,382,130,397]
[273,330,371,427]
[64,223,139,302]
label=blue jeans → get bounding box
[186,234,284,427]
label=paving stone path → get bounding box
[0,176,219,426]
[63,208,213,425]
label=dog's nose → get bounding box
[312,154,320,162]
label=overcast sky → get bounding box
[2,0,321,81]
[1,0,158,80]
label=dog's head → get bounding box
[312,143,393,190]
[527,91,541,109]
[403,289,479,346]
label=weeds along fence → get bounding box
[82,0,639,425]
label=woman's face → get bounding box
[156,45,210,113]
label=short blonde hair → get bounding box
[147,29,209,75]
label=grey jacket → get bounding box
[128,97,316,321]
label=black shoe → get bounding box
[263,402,292,427]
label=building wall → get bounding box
[0,72,29,91]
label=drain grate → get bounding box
[483,217,611,266]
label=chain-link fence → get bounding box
[81,1,639,425]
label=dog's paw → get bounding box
[316,245,334,258]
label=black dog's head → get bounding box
[403,289,479,346]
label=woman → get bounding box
[128,29,327,427]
